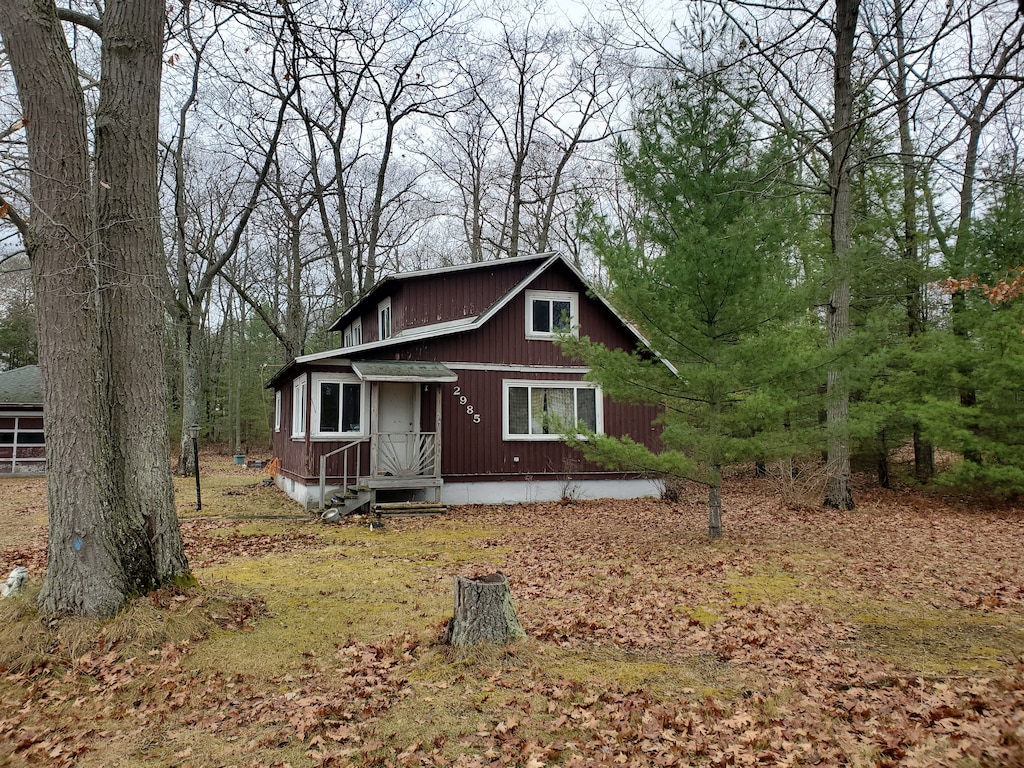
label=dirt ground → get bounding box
[1,460,1023,767]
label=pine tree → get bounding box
[919,179,1024,495]
[565,73,821,538]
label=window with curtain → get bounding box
[504,380,601,439]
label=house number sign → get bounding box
[452,385,481,424]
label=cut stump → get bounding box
[439,572,526,647]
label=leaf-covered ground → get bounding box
[1,463,1023,767]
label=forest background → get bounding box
[1,0,1023,500]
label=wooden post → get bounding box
[440,572,526,647]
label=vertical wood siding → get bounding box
[274,258,665,486]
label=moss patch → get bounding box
[725,565,805,606]
[541,644,731,698]
[187,520,509,679]
[850,611,1024,674]
[725,560,1024,675]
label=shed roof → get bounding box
[0,365,42,405]
[351,360,458,383]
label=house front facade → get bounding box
[266,253,664,509]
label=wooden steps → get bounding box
[372,500,448,517]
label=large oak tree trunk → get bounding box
[95,0,189,586]
[0,0,190,617]
[1,0,119,616]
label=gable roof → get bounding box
[327,252,554,333]
[267,252,672,387]
[0,365,43,405]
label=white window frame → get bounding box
[274,390,282,432]
[291,377,307,438]
[378,298,392,340]
[502,379,602,441]
[309,372,368,439]
[525,290,578,340]
[342,318,362,348]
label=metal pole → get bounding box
[192,433,202,511]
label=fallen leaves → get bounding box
[1,473,1024,766]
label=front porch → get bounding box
[315,360,457,513]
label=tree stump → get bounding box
[439,572,526,646]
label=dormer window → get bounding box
[525,290,577,339]
[342,318,362,348]
[378,298,392,340]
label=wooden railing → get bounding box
[318,438,367,510]
[317,432,440,510]
[374,432,439,479]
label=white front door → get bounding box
[376,382,418,476]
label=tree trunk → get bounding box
[0,0,191,617]
[707,479,723,540]
[823,0,860,511]
[890,0,935,485]
[913,426,935,484]
[177,311,203,476]
[95,0,189,589]
[1,0,116,617]
[440,573,526,647]
[876,429,890,489]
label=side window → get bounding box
[274,390,282,432]
[291,377,307,437]
[343,318,362,348]
[503,380,601,440]
[525,290,578,339]
[378,298,392,340]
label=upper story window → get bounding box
[503,379,601,440]
[342,318,362,348]
[378,298,392,340]
[311,373,366,438]
[525,290,578,339]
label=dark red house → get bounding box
[266,253,664,510]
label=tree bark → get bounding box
[824,0,860,511]
[0,0,191,617]
[440,573,526,647]
[176,310,203,476]
[889,0,934,483]
[1,0,117,617]
[96,0,189,589]
[707,477,723,540]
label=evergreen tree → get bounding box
[918,180,1024,495]
[565,73,821,537]
[0,257,37,371]
[0,295,37,371]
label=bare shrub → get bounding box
[765,456,832,508]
